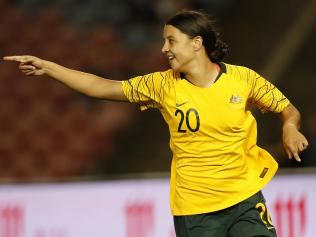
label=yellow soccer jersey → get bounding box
[122,63,290,215]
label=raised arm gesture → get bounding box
[3,55,127,101]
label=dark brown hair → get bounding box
[166,9,229,62]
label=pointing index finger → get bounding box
[3,56,31,63]
[3,56,22,62]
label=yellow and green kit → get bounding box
[122,63,289,216]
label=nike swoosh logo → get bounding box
[176,101,189,107]
[267,227,275,230]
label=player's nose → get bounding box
[161,42,169,54]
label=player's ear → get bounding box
[192,36,203,51]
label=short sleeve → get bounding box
[122,70,172,111]
[245,68,290,113]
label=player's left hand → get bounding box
[282,124,309,162]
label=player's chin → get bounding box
[169,61,180,72]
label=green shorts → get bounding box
[174,191,277,237]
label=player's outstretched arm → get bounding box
[3,55,127,101]
[279,103,309,162]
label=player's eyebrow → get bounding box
[163,36,175,41]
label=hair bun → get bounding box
[209,40,229,63]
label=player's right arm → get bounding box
[3,55,127,101]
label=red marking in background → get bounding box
[287,199,294,237]
[0,205,24,237]
[273,195,307,237]
[125,201,154,237]
[274,198,282,237]
[298,196,306,236]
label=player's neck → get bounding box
[182,58,220,88]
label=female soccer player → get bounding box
[4,9,308,237]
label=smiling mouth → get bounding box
[167,54,175,61]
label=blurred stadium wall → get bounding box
[0,0,315,178]
[1,1,316,237]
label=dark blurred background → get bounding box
[0,0,315,181]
